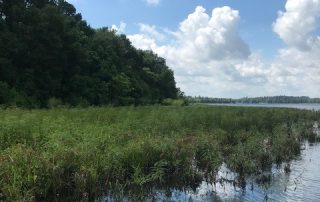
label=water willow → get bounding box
[0,106,319,201]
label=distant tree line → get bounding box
[0,0,178,108]
[189,96,320,104]
[189,97,235,104]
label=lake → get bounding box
[207,103,320,111]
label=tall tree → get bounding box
[0,0,178,108]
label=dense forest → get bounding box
[0,0,178,108]
[189,96,320,104]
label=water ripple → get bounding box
[153,142,320,201]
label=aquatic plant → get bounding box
[0,106,319,200]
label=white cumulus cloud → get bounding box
[273,0,320,50]
[128,34,158,50]
[176,6,250,61]
[127,2,320,98]
[111,21,127,34]
[138,23,166,41]
[128,6,261,97]
[269,0,320,97]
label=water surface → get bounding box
[207,103,320,111]
[145,142,320,201]
[102,142,320,201]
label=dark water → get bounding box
[207,103,320,111]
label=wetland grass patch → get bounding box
[0,106,319,201]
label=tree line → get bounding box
[0,0,178,108]
[189,96,320,104]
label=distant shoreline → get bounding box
[188,96,320,104]
[202,102,320,110]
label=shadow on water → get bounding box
[99,123,320,202]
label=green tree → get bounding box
[0,0,178,108]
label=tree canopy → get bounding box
[0,0,178,108]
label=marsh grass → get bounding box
[0,106,319,201]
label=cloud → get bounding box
[269,0,320,97]
[267,46,320,97]
[129,6,250,61]
[127,23,165,50]
[273,0,320,50]
[128,2,320,98]
[111,21,127,34]
[138,23,166,41]
[175,6,250,61]
[143,0,160,6]
[128,6,258,97]
[128,34,158,50]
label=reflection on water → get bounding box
[208,103,320,111]
[102,142,320,201]
[102,123,320,202]
[149,142,320,202]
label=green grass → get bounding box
[0,105,319,201]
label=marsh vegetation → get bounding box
[0,105,319,201]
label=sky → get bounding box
[67,0,320,98]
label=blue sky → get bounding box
[71,0,285,57]
[68,0,320,98]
